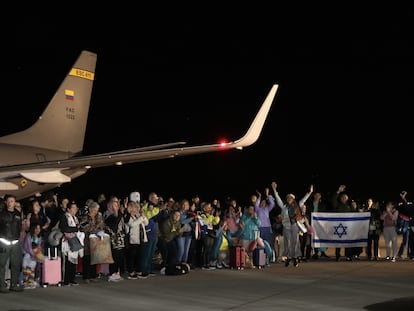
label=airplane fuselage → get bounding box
[0,143,72,166]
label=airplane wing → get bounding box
[0,84,277,200]
[0,84,277,177]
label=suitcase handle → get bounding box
[47,247,58,260]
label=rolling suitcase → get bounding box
[253,248,266,269]
[42,247,62,287]
[76,256,83,275]
[229,246,246,270]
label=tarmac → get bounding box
[2,238,414,311]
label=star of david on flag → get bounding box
[311,212,370,248]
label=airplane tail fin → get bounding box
[0,50,97,155]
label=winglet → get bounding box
[230,84,278,149]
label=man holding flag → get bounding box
[312,185,370,261]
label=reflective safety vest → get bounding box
[0,237,19,245]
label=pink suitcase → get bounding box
[42,247,62,286]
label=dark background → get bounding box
[10,5,413,206]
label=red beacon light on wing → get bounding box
[218,139,231,148]
[218,139,243,150]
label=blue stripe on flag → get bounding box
[313,216,370,221]
[314,239,368,244]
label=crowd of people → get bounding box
[0,184,413,293]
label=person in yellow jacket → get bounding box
[200,202,220,269]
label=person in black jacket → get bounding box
[331,185,353,261]
[0,194,24,292]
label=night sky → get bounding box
[10,6,413,206]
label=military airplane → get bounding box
[1,50,278,199]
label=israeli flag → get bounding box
[311,212,370,248]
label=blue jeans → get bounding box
[141,239,157,274]
[176,234,192,263]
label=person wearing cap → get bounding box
[129,191,140,204]
[273,182,313,267]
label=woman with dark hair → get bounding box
[22,223,44,289]
[60,201,83,286]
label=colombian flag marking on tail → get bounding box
[65,89,74,101]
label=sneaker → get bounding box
[285,258,291,267]
[293,258,299,267]
[111,273,123,281]
[149,271,156,276]
[216,262,223,269]
[138,273,148,279]
[70,281,79,286]
[108,275,120,282]
[221,261,229,268]
[320,252,330,258]
[160,267,166,275]
[391,257,396,263]
[127,273,138,280]
[385,256,390,261]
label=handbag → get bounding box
[67,235,83,252]
[89,233,114,265]
[306,225,315,235]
